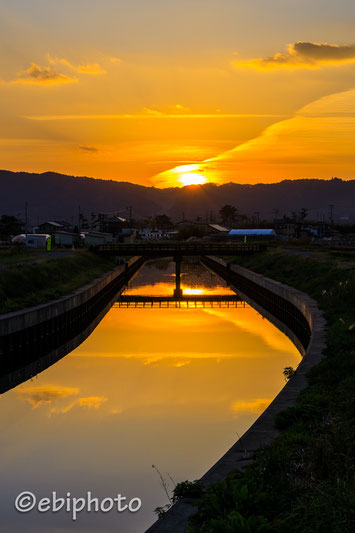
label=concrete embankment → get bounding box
[0,256,144,391]
[146,255,326,533]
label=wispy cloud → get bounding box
[79,145,98,152]
[18,385,79,409]
[48,54,109,75]
[232,398,272,417]
[49,396,108,415]
[77,63,107,75]
[164,87,355,183]
[24,108,288,121]
[78,396,108,408]
[234,42,355,70]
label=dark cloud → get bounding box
[293,42,355,61]
[234,42,355,69]
[79,146,98,152]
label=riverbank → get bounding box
[186,248,354,532]
[0,251,117,314]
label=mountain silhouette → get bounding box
[0,170,354,224]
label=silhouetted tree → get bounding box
[0,215,23,238]
[155,214,173,231]
[219,205,238,227]
[299,207,308,221]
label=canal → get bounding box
[0,260,300,533]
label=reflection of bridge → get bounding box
[97,242,265,298]
[115,294,245,309]
[96,242,265,257]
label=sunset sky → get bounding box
[0,0,354,187]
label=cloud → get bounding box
[234,42,355,70]
[48,54,108,74]
[79,145,98,152]
[232,398,272,417]
[24,108,288,121]
[49,396,108,415]
[49,401,78,416]
[12,63,77,85]
[77,63,107,75]
[2,55,111,87]
[78,396,108,408]
[160,87,355,183]
[18,385,79,409]
[18,384,108,415]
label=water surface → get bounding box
[0,261,300,532]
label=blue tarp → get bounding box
[229,229,276,236]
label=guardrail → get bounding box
[95,242,266,256]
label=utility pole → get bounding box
[25,201,28,233]
[127,206,132,231]
[329,204,335,225]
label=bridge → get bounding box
[96,241,265,298]
[115,294,245,309]
[95,242,266,257]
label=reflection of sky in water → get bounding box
[0,262,300,533]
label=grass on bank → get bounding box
[0,251,116,314]
[0,246,46,266]
[183,248,355,532]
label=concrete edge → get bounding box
[0,256,141,336]
[145,256,327,533]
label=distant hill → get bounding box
[0,170,354,224]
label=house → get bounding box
[38,221,71,234]
[176,221,229,237]
[98,214,127,234]
[273,219,299,239]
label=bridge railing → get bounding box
[96,242,266,255]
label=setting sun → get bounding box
[179,172,207,186]
[153,164,210,187]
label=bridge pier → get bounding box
[173,255,183,298]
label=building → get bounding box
[176,221,229,235]
[53,231,80,247]
[207,224,229,235]
[98,214,127,234]
[273,219,299,239]
[38,221,71,234]
[25,234,50,248]
[81,231,113,246]
[139,229,166,240]
[273,219,332,240]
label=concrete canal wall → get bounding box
[146,255,326,533]
[0,256,145,384]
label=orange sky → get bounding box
[0,1,354,186]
